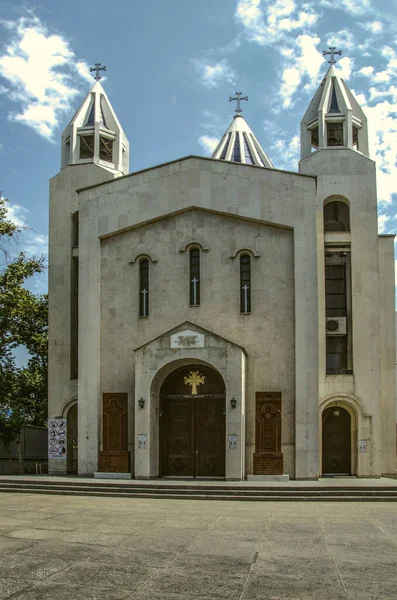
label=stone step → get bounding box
[1,478,397,493]
[1,481,397,501]
[1,487,397,501]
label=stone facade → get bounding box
[48,70,396,480]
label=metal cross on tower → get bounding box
[229,92,248,113]
[323,47,342,65]
[90,63,107,81]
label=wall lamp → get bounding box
[230,397,237,409]
[138,398,145,409]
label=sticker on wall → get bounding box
[358,440,367,453]
[48,419,67,459]
[228,434,238,449]
[138,434,147,449]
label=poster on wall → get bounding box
[48,418,67,459]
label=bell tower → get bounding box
[299,49,396,478]
[48,66,129,475]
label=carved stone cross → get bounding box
[184,370,205,395]
[229,92,248,113]
[323,47,342,65]
[90,63,107,81]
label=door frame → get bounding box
[320,399,358,476]
[322,405,351,475]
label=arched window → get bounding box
[324,201,350,232]
[139,259,149,317]
[240,254,251,314]
[189,248,200,306]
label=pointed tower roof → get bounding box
[300,59,369,161]
[61,80,129,175]
[212,113,273,168]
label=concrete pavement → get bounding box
[0,492,396,599]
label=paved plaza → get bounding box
[0,493,397,599]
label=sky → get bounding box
[1,0,397,295]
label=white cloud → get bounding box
[319,0,371,16]
[365,100,397,204]
[5,202,28,228]
[235,0,318,46]
[198,135,219,155]
[3,200,47,257]
[359,20,383,34]
[337,56,354,80]
[0,15,92,139]
[378,213,390,233]
[191,59,235,89]
[279,34,323,108]
[269,125,300,170]
[325,29,355,51]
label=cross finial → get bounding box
[90,63,107,81]
[323,47,342,65]
[229,92,248,113]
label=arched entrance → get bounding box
[66,404,78,474]
[159,365,226,478]
[322,406,351,475]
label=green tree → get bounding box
[0,195,48,473]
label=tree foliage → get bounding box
[0,196,48,462]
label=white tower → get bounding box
[300,49,396,478]
[48,69,129,475]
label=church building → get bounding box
[48,55,396,480]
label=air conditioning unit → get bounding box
[326,317,347,335]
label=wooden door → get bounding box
[253,392,283,475]
[98,393,129,473]
[160,396,225,478]
[160,398,195,477]
[322,407,351,475]
[196,398,225,477]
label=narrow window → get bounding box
[220,132,231,160]
[139,259,149,317]
[311,126,319,151]
[189,248,200,306]
[231,132,241,162]
[79,135,95,159]
[64,137,71,165]
[353,126,359,150]
[325,252,352,374]
[243,133,254,164]
[240,254,251,314]
[72,211,79,247]
[327,122,344,146]
[99,136,113,162]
